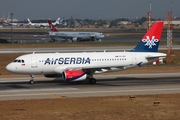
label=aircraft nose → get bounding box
[6,63,13,72]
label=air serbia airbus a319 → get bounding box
[6,22,166,84]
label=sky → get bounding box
[0,0,179,20]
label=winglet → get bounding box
[130,22,164,52]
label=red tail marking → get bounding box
[48,20,58,32]
[142,22,164,41]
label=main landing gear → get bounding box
[88,73,96,84]
[88,78,97,84]
[29,74,35,84]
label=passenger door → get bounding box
[31,56,37,68]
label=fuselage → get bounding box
[29,23,56,27]
[6,52,166,75]
[49,31,105,40]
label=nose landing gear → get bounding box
[29,74,35,84]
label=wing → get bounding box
[54,65,129,74]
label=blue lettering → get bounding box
[54,58,58,64]
[64,58,70,64]
[44,57,91,65]
[85,57,90,64]
[58,58,64,64]
[44,58,50,65]
[76,57,82,64]
[51,58,54,64]
[82,58,85,64]
[70,57,76,64]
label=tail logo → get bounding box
[142,36,159,49]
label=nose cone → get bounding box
[6,63,13,72]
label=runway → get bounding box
[0,73,180,100]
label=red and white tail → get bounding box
[131,21,164,52]
[142,22,163,41]
[48,20,58,32]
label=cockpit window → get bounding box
[13,59,18,62]
[13,59,25,63]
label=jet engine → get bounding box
[72,37,78,42]
[62,70,87,81]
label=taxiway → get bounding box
[0,73,180,100]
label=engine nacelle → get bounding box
[72,37,78,42]
[44,74,61,78]
[62,70,87,81]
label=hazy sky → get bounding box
[0,0,179,20]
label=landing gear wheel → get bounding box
[89,78,96,84]
[29,80,34,84]
[29,74,35,84]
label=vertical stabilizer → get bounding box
[48,20,58,32]
[131,22,164,52]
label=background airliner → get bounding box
[48,20,105,42]
[4,18,24,27]
[27,18,60,28]
[6,22,166,84]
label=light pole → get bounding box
[11,13,13,43]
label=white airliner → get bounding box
[48,20,105,42]
[6,22,166,84]
[4,18,24,27]
[27,18,60,28]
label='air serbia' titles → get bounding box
[44,57,91,65]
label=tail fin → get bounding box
[59,17,65,24]
[130,22,164,52]
[55,18,60,24]
[48,20,58,32]
[6,18,12,26]
[27,18,32,24]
